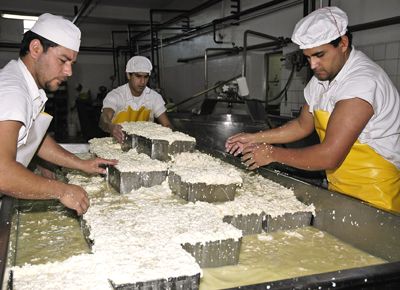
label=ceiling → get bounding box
[2,0,210,25]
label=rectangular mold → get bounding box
[182,238,241,268]
[110,273,201,290]
[168,171,237,203]
[223,213,264,235]
[262,211,313,233]
[136,135,196,161]
[108,166,167,194]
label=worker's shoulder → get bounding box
[145,87,162,98]
[0,60,30,99]
[346,49,384,79]
[105,83,129,98]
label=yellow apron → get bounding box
[112,106,151,124]
[314,110,400,212]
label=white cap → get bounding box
[126,56,153,74]
[291,6,348,49]
[30,13,81,52]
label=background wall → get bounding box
[0,0,399,120]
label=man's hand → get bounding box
[58,184,90,215]
[79,157,118,175]
[241,143,275,170]
[225,132,257,156]
[110,124,124,143]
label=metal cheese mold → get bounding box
[122,132,196,161]
[110,273,201,290]
[108,165,167,194]
[182,238,242,268]
[223,211,313,236]
[168,171,237,203]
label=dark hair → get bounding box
[19,31,58,57]
[330,30,353,48]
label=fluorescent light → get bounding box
[1,13,38,21]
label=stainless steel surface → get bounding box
[169,113,325,186]
[60,143,90,154]
[182,238,241,268]
[168,171,237,203]
[108,166,167,194]
[223,213,264,235]
[136,135,196,161]
[263,211,313,233]
[168,114,400,263]
[1,140,399,289]
[110,273,201,290]
[211,150,400,263]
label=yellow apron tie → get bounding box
[112,106,151,124]
[314,110,400,212]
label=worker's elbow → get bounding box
[323,157,344,170]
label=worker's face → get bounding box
[127,72,150,96]
[35,44,77,92]
[303,36,349,82]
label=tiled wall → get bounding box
[280,40,400,117]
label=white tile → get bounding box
[385,42,400,59]
[384,60,398,75]
[396,75,400,92]
[360,45,374,59]
[280,102,291,116]
[376,60,385,70]
[388,74,397,86]
[398,59,400,75]
[373,44,386,60]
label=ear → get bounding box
[126,73,131,80]
[340,35,349,52]
[29,39,43,59]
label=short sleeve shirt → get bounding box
[304,47,400,168]
[0,59,47,147]
[102,84,166,122]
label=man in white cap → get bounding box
[0,13,117,215]
[225,7,400,212]
[99,55,172,143]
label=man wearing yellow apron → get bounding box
[225,7,400,212]
[99,56,172,143]
[0,14,116,216]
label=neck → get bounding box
[21,55,40,88]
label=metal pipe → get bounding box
[349,16,400,32]
[133,0,222,40]
[303,0,309,16]
[149,0,298,53]
[213,21,223,44]
[213,0,293,26]
[72,0,93,25]
[149,9,189,89]
[242,30,282,77]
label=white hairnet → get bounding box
[126,56,153,74]
[291,6,348,49]
[30,13,81,52]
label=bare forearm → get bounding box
[37,135,84,170]
[0,161,67,200]
[99,108,115,133]
[99,114,111,133]
[272,145,341,171]
[253,119,312,144]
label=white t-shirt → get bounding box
[0,59,47,148]
[102,84,166,122]
[304,47,400,168]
